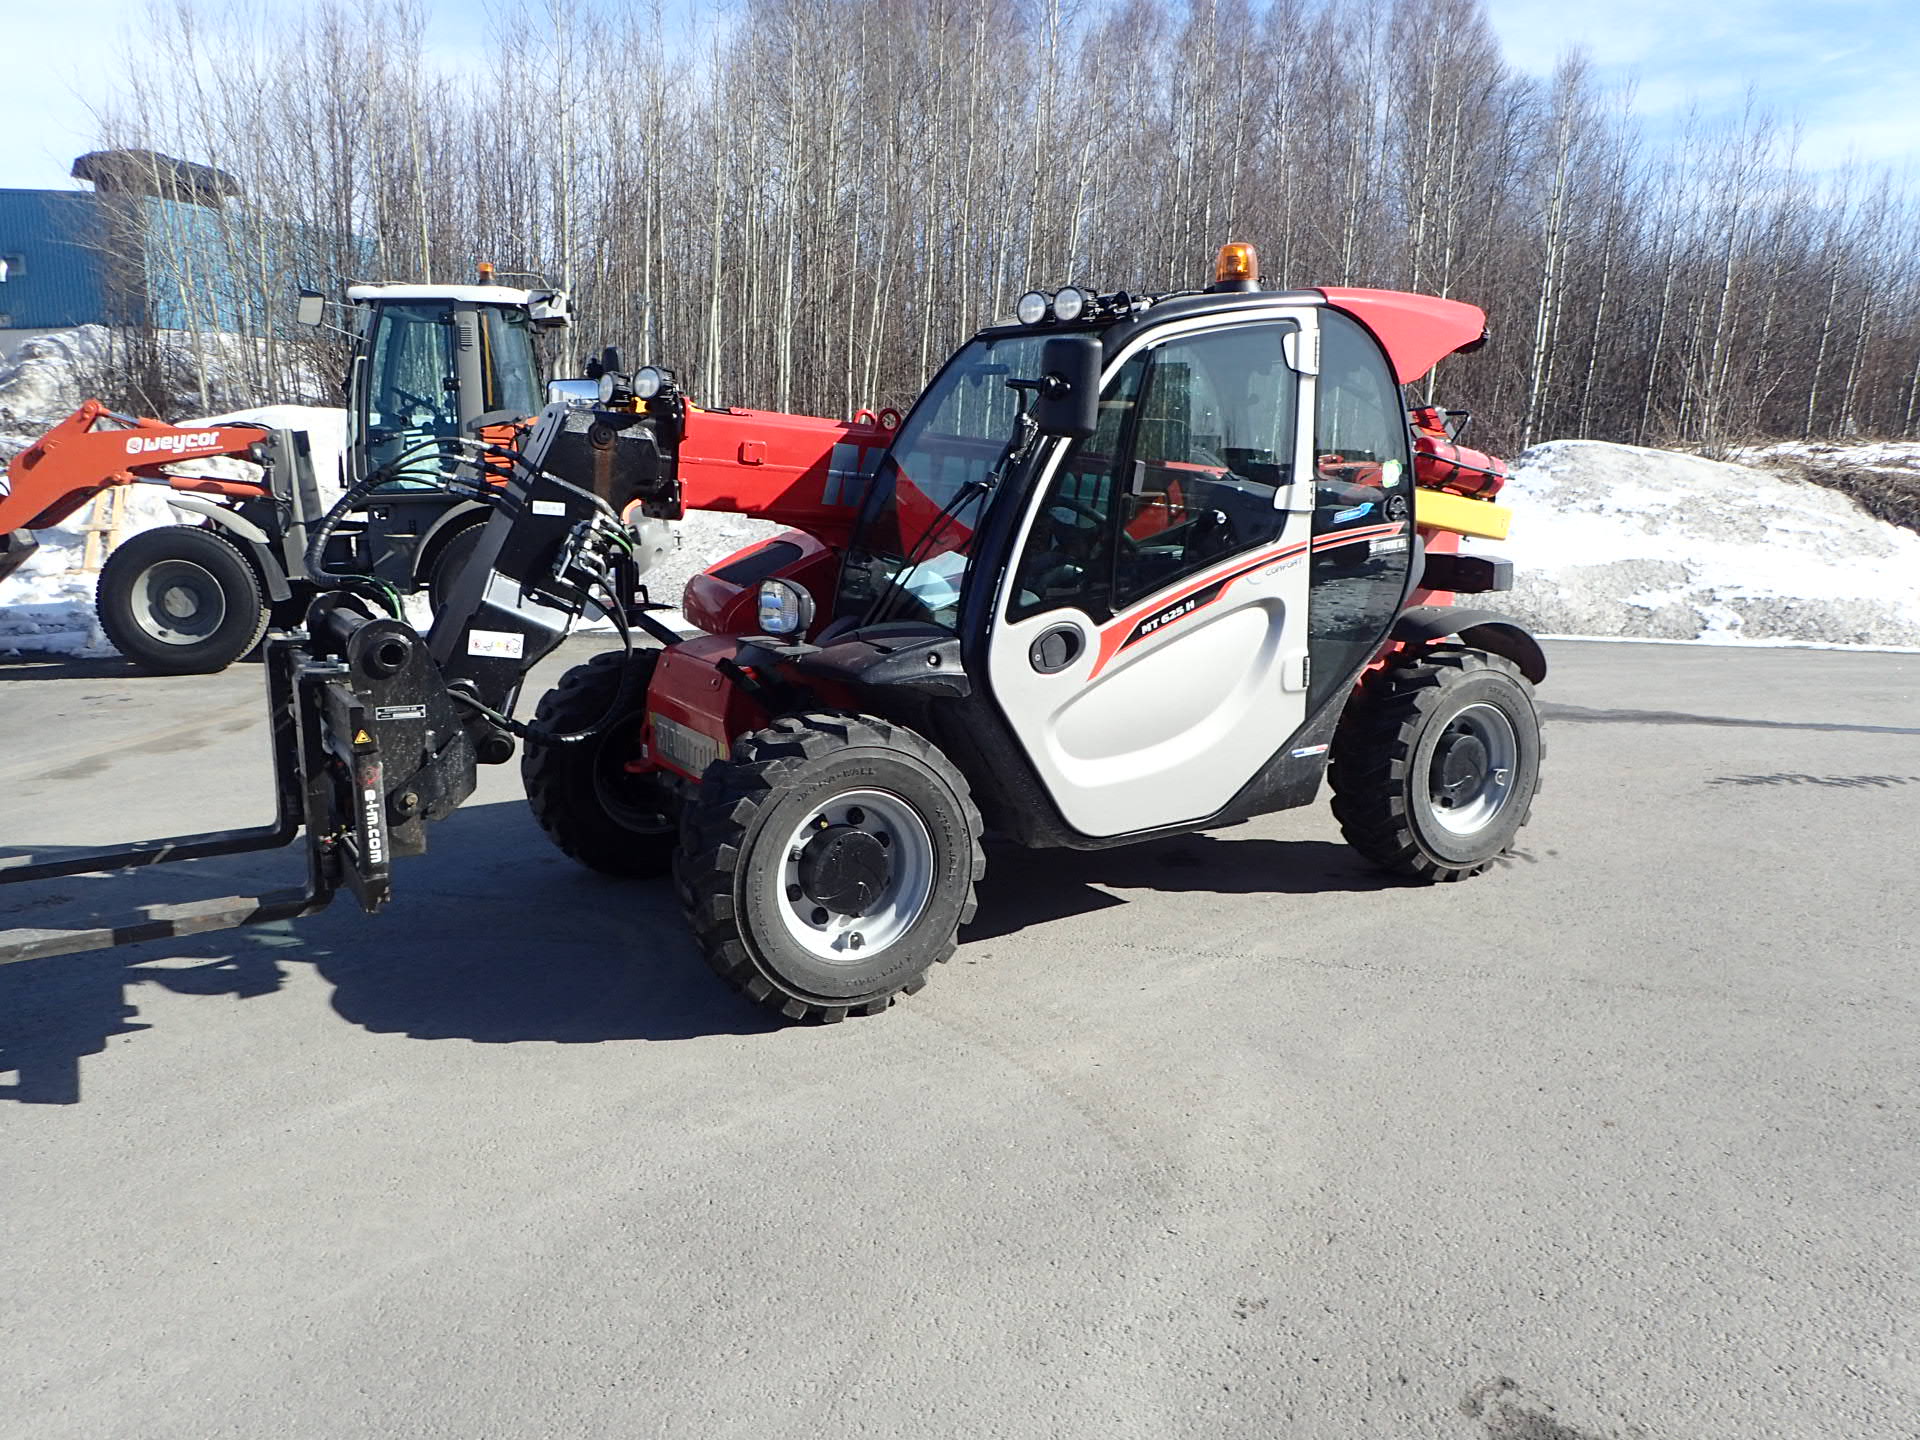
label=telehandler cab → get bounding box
[0,244,1545,1025]
[0,269,571,673]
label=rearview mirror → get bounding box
[546,378,600,409]
[1030,335,1101,440]
[295,289,325,327]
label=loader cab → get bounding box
[342,282,564,487]
[833,273,1420,839]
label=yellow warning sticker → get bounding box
[353,729,373,746]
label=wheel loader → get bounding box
[0,244,1545,1026]
[0,269,571,673]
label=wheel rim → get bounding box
[1427,702,1518,836]
[774,789,934,963]
[591,739,674,835]
[132,559,227,644]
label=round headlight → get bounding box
[633,365,665,400]
[1052,286,1088,322]
[756,578,815,637]
[596,371,617,404]
[1016,291,1051,325]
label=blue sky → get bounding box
[2,0,1915,190]
[1484,0,1920,171]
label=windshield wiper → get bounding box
[862,404,1041,629]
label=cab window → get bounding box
[1307,308,1416,706]
[1009,322,1299,622]
[482,305,542,418]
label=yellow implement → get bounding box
[1415,487,1511,541]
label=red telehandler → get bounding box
[0,244,1541,1025]
[0,273,570,672]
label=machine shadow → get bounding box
[0,654,148,683]
[962,831,1405,942]
[0,800,775,1105]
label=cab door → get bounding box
[986,309,1319,838]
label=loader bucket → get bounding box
[0,530,40,585]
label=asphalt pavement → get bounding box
[1,637,1915,1439]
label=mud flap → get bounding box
[0,530,40,585]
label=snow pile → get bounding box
[1490,440,1920,647]
[177,404,350,503]
[0,326,115,459]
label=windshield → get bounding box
[836,332,1050,629]
[359,302,544,487]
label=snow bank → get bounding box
[1489,440,1920,648]
[0,326,115,460]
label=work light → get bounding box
[757,579,815,636]
[633,366,665,400]
[1052,286,1088,322]
[1016,291,1050,325]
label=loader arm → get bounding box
[0,400,273,583]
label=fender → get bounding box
[1392,605,1547,684]
[164,498,293,602]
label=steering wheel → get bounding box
[1047,495,1141,557]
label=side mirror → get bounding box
[296,289,326,327]
[1030,335,1101,440]
[546,378,600,409]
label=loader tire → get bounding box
[677,713,985,1023]
[1329,646,1542,882]
[96,525,268,674]
[522,648,676,878]
[426,521,485,617]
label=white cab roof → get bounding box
[346,283,545,305]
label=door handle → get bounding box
[1029,624,1085,674]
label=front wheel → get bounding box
[96,525,268,674]
[522,649,677,877]
[677,714,985,1022]
[1329,647,1543,881]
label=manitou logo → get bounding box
[124,431,223,458]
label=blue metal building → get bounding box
[0,151,327,357]
[0,189,113,333]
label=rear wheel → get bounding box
[96,525,267,674]
[1329,647,1542,881]
[677,714,985,1022]
[522,648,677,877]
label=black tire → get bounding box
[677,713,985,1022]
[1329,647,1543,882]
[426,521,486,616]
[96,525,268,674]
[522,649,677,877]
